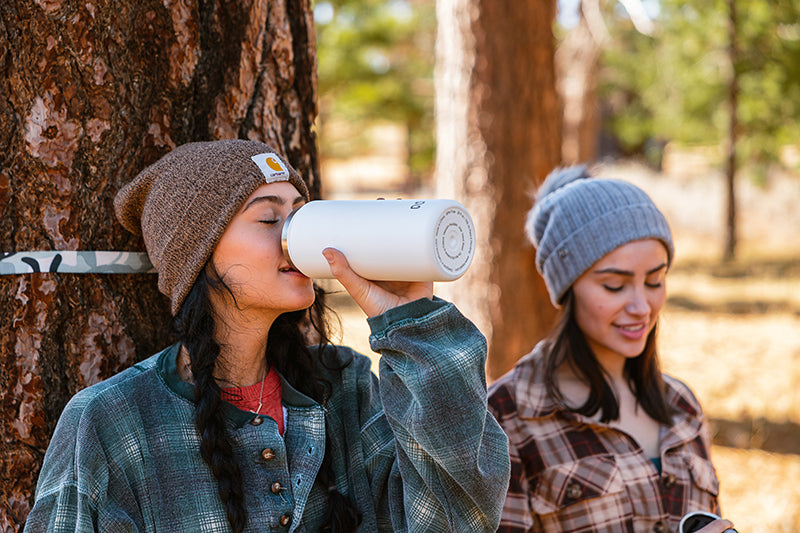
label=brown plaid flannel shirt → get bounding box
[488,344,721,533]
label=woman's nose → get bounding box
[625,286,650,316]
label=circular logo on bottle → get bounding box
[434,207,475,275]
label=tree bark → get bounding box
[0,0,318,528]
[435,0,561,381]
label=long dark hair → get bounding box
[543,290,674,426]
[172,266,362,532]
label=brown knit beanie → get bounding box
[114,140,310,315]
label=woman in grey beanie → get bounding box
[25,140,510,533]
[488,166,735,533]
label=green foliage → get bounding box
[598,0,800,169]
[314,0,436,178]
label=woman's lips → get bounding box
[615,322,647,339]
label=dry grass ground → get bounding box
[660,305,800,531]
[324,158,800,532]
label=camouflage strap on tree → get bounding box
[0,251,154,274]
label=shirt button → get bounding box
[261,448,275,461]
[565,482,582,500]
[279,514,292,526]
[250,416,263,426]
[271,481,283,494]
[653,520,667,533]
[663,473,676,488]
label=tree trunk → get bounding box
[435,0,561,381]
[0,0,318,528]
[723,0,738,262]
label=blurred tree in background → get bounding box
[315,0,800,174]
[434,0,560,380]
[314,0,560,377]
[313,0,800,363]
[314,0,800,188]
[314,0,436,185]
[599,0,800,175]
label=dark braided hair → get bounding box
[172,266,362,532]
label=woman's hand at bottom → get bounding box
[322,248,433,318]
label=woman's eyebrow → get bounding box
[242,194,304,212]
[647,263,668,275]
[594,263,668,276]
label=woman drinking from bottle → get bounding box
[26,139,510,533]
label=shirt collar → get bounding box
[510,342,562,420]
[511,342,706,446]
[157,342,321,428]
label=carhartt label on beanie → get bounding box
[251,153,291,181]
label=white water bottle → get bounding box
[281,199,475,281]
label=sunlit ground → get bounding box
[324,157,800,531]
[661,305,800,531]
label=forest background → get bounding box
[316,0,800,531]
[1,0,799,530]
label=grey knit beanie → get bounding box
[526,166,674,306]
[114,139,310,315]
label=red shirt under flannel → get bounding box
[488,344,721,533]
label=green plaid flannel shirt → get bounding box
[25,298,510,532]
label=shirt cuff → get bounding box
[366,296,447,335]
